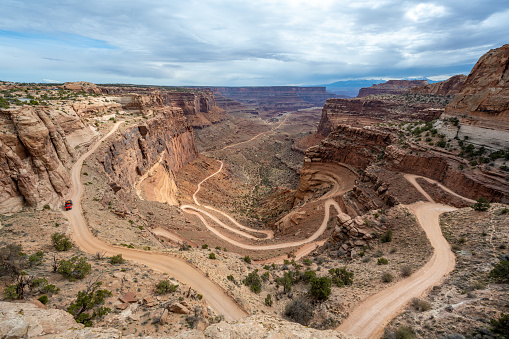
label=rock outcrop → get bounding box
[306,124,509,203]
[162,91,226,128]
[439,44,509,149]
[317,97,443,135]
[0,106,73,213]
[212,86,335,115]
[409,75,467,96]
[63,81,102,94]
[101,103,197,196]
[357,80,428,97]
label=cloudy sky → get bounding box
[1,0,508,86]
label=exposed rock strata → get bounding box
[409,75,466,96]
[212,86,335,114]
[305,124,509,203]
[102,106,197,195]
[439,44,509,149]
[0,107,73,213]
[357,80,428,97]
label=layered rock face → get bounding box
[357,80,428,97]
[306,124,509,202]
[0,106,77,213]
[162,90,226,128]
[409,75,466,96]
[317,97,443,135]
[103,86,226,128]
[63,81,102,94]
[102,105,197,195]
[440,44,509,149]
[212,86,335,114]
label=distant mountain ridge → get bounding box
[315,78,440,97]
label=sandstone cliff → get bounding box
[305,124,509,203]
[357,80,428,97]
[317,97,445,136]
[101,105,197,197]
[0,106,75,214]
[439,44,509,149]
[212,86,335,115]
[63,81,102,94]
[409,75,466,96]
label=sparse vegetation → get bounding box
[67,281,112,327]
[243,270,262,293]
[329,267,354,287]
[155,280,179,294]
[284,299,314,325]
[489,259,509,283]
[472,197,491,211]
[109,254,124,265]
[51,233,73,251]
[57,256,91,281]
[243,255,252,264]
[309,276,332,300]
[382,272,394,283]
[265,293,273,306]
[381,229,393,243]
[378,257,389,265]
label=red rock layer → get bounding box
[409,75,466,96]
[357,80,428,97]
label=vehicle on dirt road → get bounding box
[64,200,73,211]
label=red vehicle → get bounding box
[64,200,73,211]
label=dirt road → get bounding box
[337,177,459,338]
[64,121,248,321]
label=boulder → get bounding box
[169,302,190,314]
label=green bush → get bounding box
[202,244,208,249]
[411,297,431,311]
[3,284,18,299]
[28,251,44,267]
[472,197,491,211]
[265,293,273,307]
[377,257,389,265]
[275,271,294,293]
[284,299,313,325]
[380,230,393,243]
[243,270,262,294]
[310,277,332,301]
[30,277,59,294]
[490,313,509,338]
[303,270,317,283]
[303,258,312,266]
[401,265,413,277]
[38,295,49,304]
[51,233,73,251]
[109,254,124,265]
[329,267,354,287]
[67,282,112,327]
[208,253,216,260]
[57,256,91,281]
[243,256,251,264]
[489,260,509,283]
[156,280,179,294]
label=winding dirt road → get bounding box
[63,121,248,321]
[337,174,476,338]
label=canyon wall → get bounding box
[101,105,197,195]
[357,80,428,97]
[0,107,75,213]
[409,75,466,96]
[305,124,509,203]
[211,86,335,114]
[102,86,226,128]
[439,44,509,149]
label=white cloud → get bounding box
[405,3,446,22]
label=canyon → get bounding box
[1,44,509,339]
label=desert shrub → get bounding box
[208,253,216,260]
[156,280,178,294]
[490,313,509,338]
[51,233,73,251]
[390,326,416,339]
[67,281,112,327]
[411,297,431,312]
[243,270,262,294]
[265,293,273,307]
[303,270,317,283]
[30,277,59,294]
[303,258,313,266]
[374,249,384,257]
[261,271,270,282]
[201,244,208,249]
[489,260,509,283]
[275,271,293,293]
[378,257,389,265]
[382,272,394,283]
[38,295,49,304]
[472,197,490,211]
[329,267,354,287]
[381,230,393,243]
[29,251,44,267]
[401,265,413,277]
[57,256,91,281]
[3,284,18,299]
[0,244,28,277]
[243,255,252,264]
[310,276,332,301]
[284,299,314,325]
[109,254,124,265]
[227,274,235,282]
